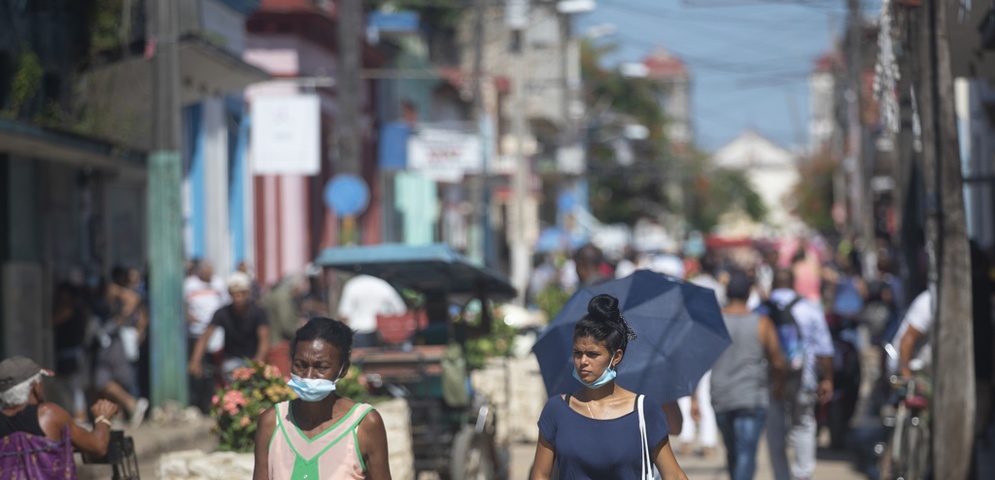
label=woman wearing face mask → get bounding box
[531,294,688,480]
[252,317,391,480]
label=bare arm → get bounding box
[758,315,786,399]
[530,434,556,480]
[52,293,73,327]
[187,324,214,377]
[252,407,277,480]
[358,409,392,480]
[135,302,149,342]
[662,401,683,436]
[899,325,925,378]
[855,277,869,300]
[39,400,117,457]
[254,325,271,364]
[817,355,835,404]
[653,437,688,480]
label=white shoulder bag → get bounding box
[638,394,655,480]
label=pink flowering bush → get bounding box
[210,361,295,452]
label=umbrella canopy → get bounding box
[532,269,731,403]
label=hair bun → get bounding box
[588,294,620,321]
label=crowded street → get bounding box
[2,0,994,479]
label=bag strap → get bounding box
[638,394,652,480]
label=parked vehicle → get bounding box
[314,243,513,480]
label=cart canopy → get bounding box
[314,243,517,300]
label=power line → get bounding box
[598,0,834,24]
[611,30,817,77]
[597,1,838,60]
[679,0,880,12]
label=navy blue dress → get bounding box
[538,394,670,479]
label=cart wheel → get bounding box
[450,425,495,480]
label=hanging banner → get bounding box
[251,94,320,175]
[407,127,481,182]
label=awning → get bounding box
[82,34,270,149]
[0,118,146,175]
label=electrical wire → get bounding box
[611,30,817,79]
[598,0,834,24]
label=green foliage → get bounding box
[335,365,370,403]
[386,0,463,33]
[690,167,768,232]
[536,284,572,326]
[89,0,125,57]
[580,40,673,224]
[2,51,43,119]
[789,148,838,235]
[211,362,296,452]
[463,304,518,370]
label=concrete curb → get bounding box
[77,417,217,479]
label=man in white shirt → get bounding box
[337,274,407,347]
[889,289,933,378]
[183,260,228,413]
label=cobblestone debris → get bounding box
[471,355,546,444]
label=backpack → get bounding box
[764,297,805,393]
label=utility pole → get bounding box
[336,0,361,175]
[335,0,363,244]
[916,1,974,476]
[847,0,876,276]
[469,0,490,266]
[147,0,186,406]
[509,3,531,306]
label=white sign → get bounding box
[251,95,320,175]
[408,128,482,182]
[506,0,529,30]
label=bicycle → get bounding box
[876,374,931,480]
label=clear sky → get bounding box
[576,0,881,152]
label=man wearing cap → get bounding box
[188,272,270,387]
[1,355,119,475]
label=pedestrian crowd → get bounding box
[5,257,355,430]
[528,233,995,480]
[3,230,994,480]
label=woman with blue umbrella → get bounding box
[530,294,688,480]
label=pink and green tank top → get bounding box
[268,400,374,480]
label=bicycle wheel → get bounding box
[887,407,908,478]
[912,416,930,479]
[900,418,923,480]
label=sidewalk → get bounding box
[507,433,866,480]
[77,406,217,480]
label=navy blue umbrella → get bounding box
[532,269,731,403]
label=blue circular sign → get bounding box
[324,174,370,217]
[557,191,576,213]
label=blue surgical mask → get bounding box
[288,366,345,402]
[572,354,617,389]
